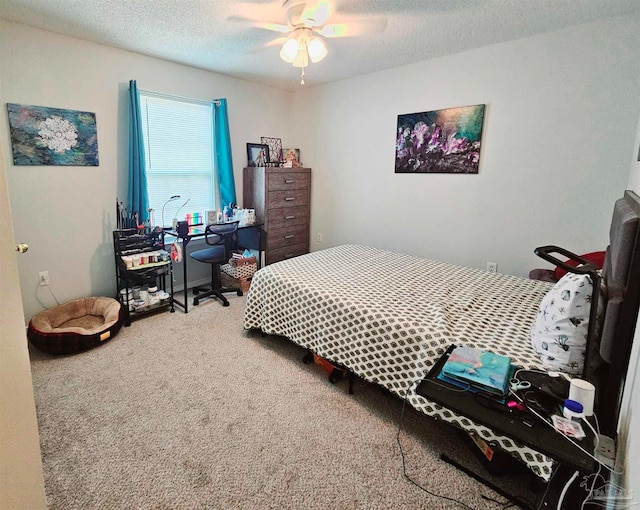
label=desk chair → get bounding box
[190,221,242,307]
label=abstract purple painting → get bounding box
[395,104,485,174]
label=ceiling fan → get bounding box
[231,0,388,84]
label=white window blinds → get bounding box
[140,92,216,226]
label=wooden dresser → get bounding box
[243,166,311,265]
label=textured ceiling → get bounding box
[1,0,639,91]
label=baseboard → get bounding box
[172,277,211,293]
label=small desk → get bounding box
[417,346,595,471]
[164,222,263,313]
[416,346,597,509]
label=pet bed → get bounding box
[28,297,123,355]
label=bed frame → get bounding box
[244,189,640,459]
[577,190,640,436]
[535,190,640,436]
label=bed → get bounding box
[243,190,640,480]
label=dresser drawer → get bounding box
[267,172,310,192]
[267,242,308,264]
[267,224,308,250]
[267,205,308,230]
[267,189,309,209]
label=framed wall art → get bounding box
[247,143,269,167]
[261,136,283,163]
[395,104,485,174]
[6,103,99,166]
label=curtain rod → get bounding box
[138,87,221,106]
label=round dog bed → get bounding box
[28,297,123,355]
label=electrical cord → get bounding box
[535,463,561,510]
[38,281,61,307]
[408,365,610,507]
[557,470,579,510]
[509,369,622,475]
[46,284,61,306]
[580,417,599,452]
[581,415,601,510]
[396,380,478,510]
[508,370,622,508]
[396,380,532,510]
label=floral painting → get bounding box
[395,104,485,174]
[7,103,99,166]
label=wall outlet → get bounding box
[595,434,615,459]
[39,271,50,286]
[316,232,323,243]
[487,262,498,273]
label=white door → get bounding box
[0,143,47,508]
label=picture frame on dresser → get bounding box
[247,143,269,167]
[283,148,301,168]
[261,136,283,163]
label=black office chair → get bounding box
[190,221,242,307]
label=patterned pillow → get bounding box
[531,272,594,375]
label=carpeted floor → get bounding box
[29,293,537,509]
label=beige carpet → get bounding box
[29,293,536,509]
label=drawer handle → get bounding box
[285,215,296,220]
[284,197,295,201]
[284,180,295,184]
[284,235,295,239]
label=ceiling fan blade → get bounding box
[263,36,289,48]
[227,15,290,33]
[247,36,289,54]
[318,17,388,38]
[301,1,331,27]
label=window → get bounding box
[139,92,216,226]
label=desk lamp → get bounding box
[161,195,181,229]
[172,198,190,230]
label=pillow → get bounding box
[554,251,605,281]
[531,272,594,375]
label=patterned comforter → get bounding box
[243,244,556,479]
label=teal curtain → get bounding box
[127,80,149,223]
[213,98,236,207]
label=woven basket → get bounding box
[221,260,257,279]
[221,272,252,293]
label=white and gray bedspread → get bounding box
[243,244,556,479]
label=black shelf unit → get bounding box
[113,228,175,326]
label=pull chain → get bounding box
[300,66,305,85]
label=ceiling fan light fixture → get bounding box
[279,37,300,63]
[307,37,327,63]
[292,46,309,68]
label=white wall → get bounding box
[3,11,640,505]
[292,14,640,279]
[290,14,640,500]
[0,20,294,321]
